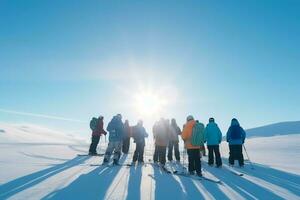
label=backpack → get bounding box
[191,122,205,146]
[230,126,242,139]
[90,117,98,131]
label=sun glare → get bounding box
[134,91,166,116]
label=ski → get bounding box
[166,162,180,174]
[161,165,172,173]
[126,162,148,167]
[90,162,136,167]
[202,176,222,184]
[172,172,222,184]
[226,166,244,176]
[150,163,173,173]
[77,153,105,157]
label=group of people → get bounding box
[88,114,246,177]
[88,114,149,165]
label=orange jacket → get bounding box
[181,120,201,149]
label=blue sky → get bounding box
[0,0,299,136]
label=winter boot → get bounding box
[113,159,119,165]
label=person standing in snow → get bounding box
[122,120,131,154]
[153,118,169,166]
[89,116,107,155]
[226,118,246,167]
[132,120,148,164]
[103,114,124,165]
[182,116,205,176]
[204,118,222,167]
[168,118,181,162]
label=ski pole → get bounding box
[243,144,254,169]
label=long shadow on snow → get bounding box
[42,154,128,200]
[218,157,300,196]
[172,163,229,200]
[222,158,300,197]
[19,151,69,162]
[203,161,299,200]
[0,156,90,199]
[148,164,206,199]
[126,164,142,200]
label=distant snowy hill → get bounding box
[0,123,85,144]
[246,121,300,138]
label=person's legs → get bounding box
[103,142,114,163]
[113,141,122,164]
[237,145,244,166]
[153,145,159,162]
[187,149,194,173]
[89,136,95,154]
[132,143,138,162]
[159,146,167,165]
[214,145,222,167]
[94,136,100,153]
[202,145,206,156]
[122,138,126,153]
[228,145,235,165]
[138,143,145,162]
[122,137,130,154]
[167,141,173,161]
[174,142,180,161]
[89,136,100,154]
[194,149,202,175]
[207,145,214,165]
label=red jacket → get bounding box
[92,119,107,136]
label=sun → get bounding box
[134,91,166,116]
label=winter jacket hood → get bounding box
[231,118,240,126]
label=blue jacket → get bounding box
[107,116,124,142]
[204,122,222,145]
[132,125,148,146]
[226,120,246,145]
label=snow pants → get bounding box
[207,145,222,167]
[122,137,130,154]
[104,141,122,163]
[168,141,180,161]
[187,149,202,174]
[153,145,167,165]
[133,142,145,162]
[229,144,244,166]
[89,135,100,154]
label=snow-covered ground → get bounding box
[0,123,299,200]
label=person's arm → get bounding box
[100,121,107,135]
[217,126,222,144]
[241,127,246,143]
[143,127,148,137]
[181,125,188,141]
[177,126,181,135]
[204,127,207,143]
[201,124,205,143]
[106,122,112,132]
[226,128,231,142]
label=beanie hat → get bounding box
[186,115,194,121]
